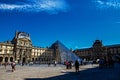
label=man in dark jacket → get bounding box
[75,60,79,72]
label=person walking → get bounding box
[65,60,69,69]
[11,61,16,72]
[75,60,79,72]
[3,62,7,69]
[54,60,57,66]
[48,62,51,67]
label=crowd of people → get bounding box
[64,60,73,69]
[48,60,57,67]
[0,57,116,73]
[98,58,114,69]
[0,61,16,72]
[64,60,80,72]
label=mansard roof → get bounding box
[74,47,92,51]
[105,44,120,48]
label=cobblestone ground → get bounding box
[0,63,120,80]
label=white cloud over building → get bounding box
[0,0,69,14]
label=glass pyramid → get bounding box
[50,40,81,64]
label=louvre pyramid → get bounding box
[51,40,81,64]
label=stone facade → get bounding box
[0,31,54,64]
[73,40,120,61]
[1,31,120,64]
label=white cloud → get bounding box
[0,4,31,10]
[0,0,69,14]
[94,0,120,10]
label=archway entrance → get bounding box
[35,58,37,61]
[10,57,13,62]
[22,57,26,63]
[0,57,3,62]
[32,58,34,62]
[5,57,8,62]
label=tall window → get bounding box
[20,42,22,45]
[0,49,2,52]
[0,57,3,62]
[4,49,7,54]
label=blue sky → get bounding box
[0,0,120,49]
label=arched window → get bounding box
[0,57,3,62]
[5,57,8,62]
[35,58,37,61]
[10,57,13,62]
[32,58,34,62]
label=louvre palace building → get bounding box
[73,40,120,61]
[0,31,55,64]
[0,31,81,64]
[0,31,120,64]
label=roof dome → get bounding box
[93,40,103,47]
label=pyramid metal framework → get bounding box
[55,41,81,64]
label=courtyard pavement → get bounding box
[0,63,120,80]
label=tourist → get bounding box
[65,60,69,69]
[11,61,16,72]
[75,60,79,72]
[3,62,7,69]
[99,58,104,69]
[68,61,72,69]
[48,62,51,67]
[22,62,24,66]
[54,60,57,66]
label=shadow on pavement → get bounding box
[6,69,13,72]
[25,63,120,80]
